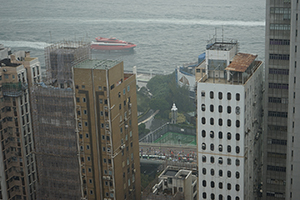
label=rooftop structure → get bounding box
[45,41,90,88]
[151,166,197,200]
[0,44,11,60]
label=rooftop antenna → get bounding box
[215,27,217,42]
[49,31,52,44]
[222,26,224,43]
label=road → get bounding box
[139,142,197,161]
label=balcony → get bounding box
[2,82,28,97]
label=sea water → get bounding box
[0,0,265,74]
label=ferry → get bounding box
[90,37,136,51]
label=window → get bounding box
[210,156,215,163]
[202,168,206,175]
[202,117,206,124]
[203,192,207,199]
[202,155,207,162]
[236,93,240,101]
[218,92,223,100]
[127,85,130,92]
[236,106,240,115]
[218,145,223,152]
[227,106,231,114]
[83,98,86,102]
[210,144,214,151]
[218,157,223,164]
[235,184,240,191]
[227,145,231,153]
[123,88,126,95]
[210,118,214,125]
[236,171,240,179]
[236,146,240,154]
[219,195,223,200]
[210,105,214,112]
[219,182,223,189]
[219,105,223,113]
[210,91,214,99]
[219,118,223,126]
[218,132,223,139]
[227,183,231,190]
[236,120,240,128]
[201,91,205,97]
[235,159,240,166]
[227,158,231,165]
[211,181,215,188]
[219,170,223,177]
[202,130,206,137]
[227,119,231,127]
[211,193,215,200]
[227,132,232,140]
[202,143,206,150]
[211,169,215,176]
[236,133,240,141]
[202,180,207,187]
[227,92,231,100]
[201,104,206,111]
[210,131,214,138]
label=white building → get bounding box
[196,39,264,200]
[152,166,197,200]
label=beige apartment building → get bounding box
[73,59,141,200]
[0,51,41,200]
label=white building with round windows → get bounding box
[196,39,264,200]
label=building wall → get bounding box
[286,1,300,199]
[197,63,263,200]
[263,0,291,199]
[0,62,37,200]
[74,61,141,200]
[197,82,245,200]
[30,86,81,200]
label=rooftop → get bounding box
[200,60,262,85]
[74,59,121,70]
[225,53,258,72]
[0,59,21,67]
[163,169,178,177]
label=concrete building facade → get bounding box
[264,0,300,199]
[196,40,263,200]
[73,59,141,200]
[0,51,40,200]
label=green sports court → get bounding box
[154,132,196,146]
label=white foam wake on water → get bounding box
[83,18,265,27]
[0,40,51,50]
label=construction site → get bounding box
[30,41,90,199]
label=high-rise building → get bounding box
[0,51,41,200]
[73,59,141,200]
[264,1,300,199]
[29,41,89,200]
[196,39,263,200]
